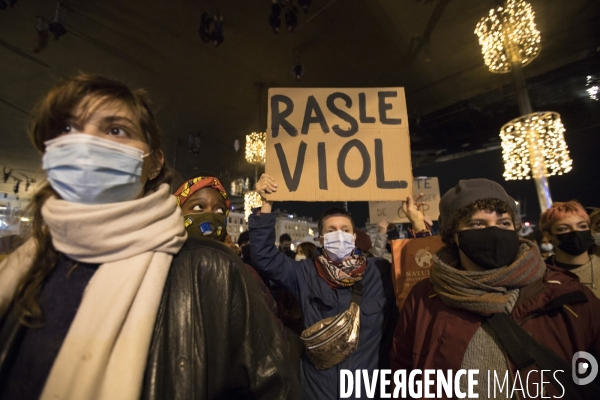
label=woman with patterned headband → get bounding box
[173,175,240,253]
[173,175,282,324]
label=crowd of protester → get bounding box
[0,74,598,399]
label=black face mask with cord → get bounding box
[457,226,521,270]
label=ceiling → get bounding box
[1,0,599,210]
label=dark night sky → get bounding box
[272,57,600,229]
[275,119,599,229]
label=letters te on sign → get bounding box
[368,177,441,224]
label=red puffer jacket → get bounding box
[391,268,600,399]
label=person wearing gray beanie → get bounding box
[390,178,600,399]
[438,178,516,231]
[437,178,518,263]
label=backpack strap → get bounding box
[351,281,363,306]
[487,313,535,370]
[529,290,588,315]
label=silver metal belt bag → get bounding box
[299,281,363,370]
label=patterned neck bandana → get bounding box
[314,250,367,289]
[173,176,231,216]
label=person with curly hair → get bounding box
[391,178,600,399]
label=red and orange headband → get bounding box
[174,176,231,216]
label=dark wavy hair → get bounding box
[16,74,172,326]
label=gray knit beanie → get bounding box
[438,178,516,230]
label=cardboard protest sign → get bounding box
[391,236,444,310]
[265,88,412,201]
[368,177,440,224]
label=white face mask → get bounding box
[594,232,600,247]
[323,230,355,262]
[295,254,306,261]
[540,243,554,252]
[43,134,146,204]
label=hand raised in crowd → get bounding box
[378,217,389,234]
[255,173,277,213]
[256,173,278,199]
[402,193,428,232]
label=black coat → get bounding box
[0,237,300,400]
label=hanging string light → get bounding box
[500,112,572,180]
[245,132,266,164]
[475,1,567,212]
[474,0,541,73]
[244,191,262,222]
[587,75,599,101]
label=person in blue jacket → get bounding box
[249,173,429,399]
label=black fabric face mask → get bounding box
[555,230,594,256]
[457,227,520,270]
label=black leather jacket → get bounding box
[0,237,300,400]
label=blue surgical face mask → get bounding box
[42,133,147,204]
[323,230,355,262]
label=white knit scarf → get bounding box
[0,183,187,400]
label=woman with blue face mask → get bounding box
[0,75,299,400]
